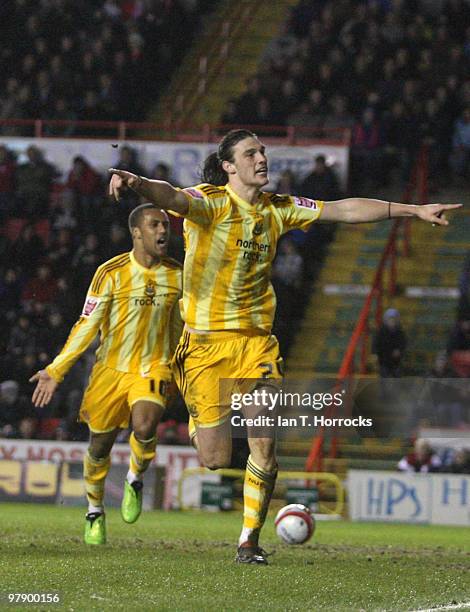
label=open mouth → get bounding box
[256,168,268,175]
[157,237,167,245]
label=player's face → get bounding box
[137,209,170,258]
[229,137,269,188]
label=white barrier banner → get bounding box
[2,137,349,190]
[0,439,199,509]
[0,438,196,466]
[348,470,470,526]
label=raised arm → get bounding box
[108,169,189,216]
[319,198,462,226]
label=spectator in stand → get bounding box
[0,268,23,322]
[76,91,106,136]
[398,438,442,473]
[249,97,279,131]
[7,223,45,270]
[458,251,470,321]
[384,100,419,183]
[47,228,75,274]
[50,189,78,231]
[98,73,119,121]
[287,101,322,132]
[450,107,470,181]
[351,107,385,189]
[416,351,464,427]
[29,300,49,337]
[236,77,262,125]
[272,237,304,356]
[66,156,103,228]
[447,319,470,353]
[323,95,355,132]
[7,314,36,358]
[419,98,453,188]
[299,155,340,256]
[151,162,172,183]
[221,99,243,127]
[445,449,470,474]
[44,98,77,137]
[21,263,58,307]
[373,308,407,378]
[72,233,103,296]
[101,222,130,261]
[55,275,81,326]
[16,145,57,218]
[0,380,32,439]
[261,20,299,64]
[37,311,69,360]
[117,145,145,175]
[0,144,16,219]
[113,145,146,214]
[275,169,298,195]
[300,154,341,202]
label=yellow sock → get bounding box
[129,431,157,478]
[83,451,110,509]
[240,455,277,545]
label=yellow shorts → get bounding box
[171,330,283,429]
[80,362,171,433]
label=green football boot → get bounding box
[84,512,106,545]
[121,480,143,524]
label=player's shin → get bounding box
[83,451,111,512]
[121,432,156,524]
[128,431,157,482]
[239,455,278,546]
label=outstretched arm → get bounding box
[320,198,462,225]
[108,169,189,216]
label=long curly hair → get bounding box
[201,129,257,185]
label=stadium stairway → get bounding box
[153,0,298,126]
[286,190,469,377]
[278,189,467,482]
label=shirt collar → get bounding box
[225,184,266,212]
[130,250,161,272]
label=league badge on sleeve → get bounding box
[294,196,318,210]
[82,296,100,317]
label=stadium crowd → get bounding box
[0,0,214,133]
[224,0,470,188]
[0,143,331,441]
[0,0,469,446]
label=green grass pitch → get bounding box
[1,503,469,611]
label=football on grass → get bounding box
[274,504,315,544]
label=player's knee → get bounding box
[133,420,157,441]
[88,443,110,460]
[201,453,231,470]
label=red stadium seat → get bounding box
[4,218,27,241]
[34,219,51,246]
[37,418,61,439]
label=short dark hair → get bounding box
[128,203,160,233]
[201,129,257,185]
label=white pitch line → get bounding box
[411,602,470,612]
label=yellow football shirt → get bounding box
[46,251,183,382]
[177,183,323,332]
